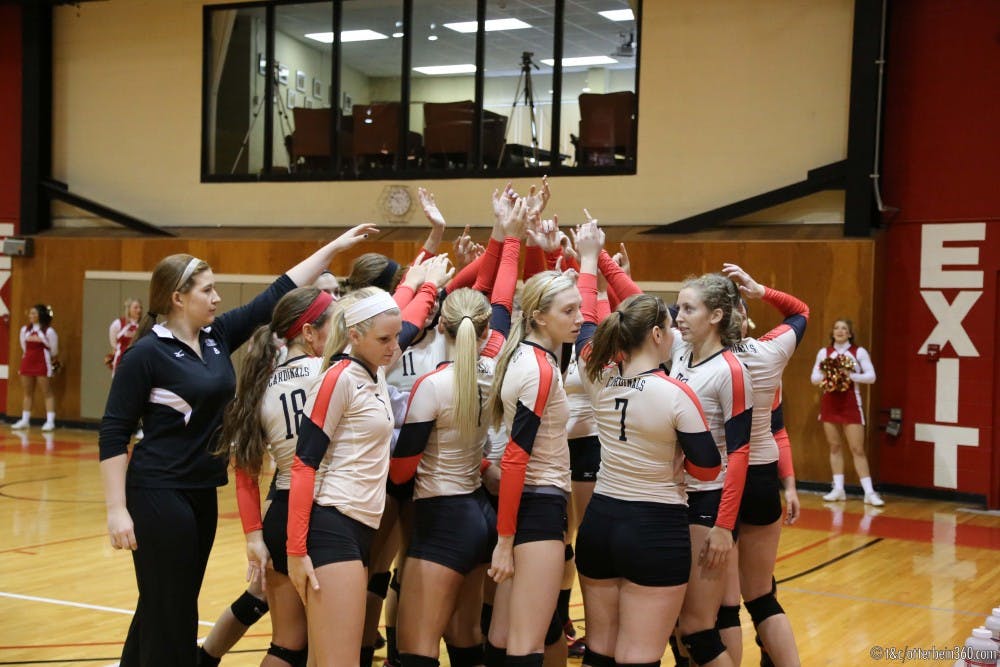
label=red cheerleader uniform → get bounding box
[20,325,59,378]
[811,343,876,425]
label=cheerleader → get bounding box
[671,274,753,667]
[482,264,581,667]
[573,222,722,667]
[810,319,882,506]
[286,286,402,667]
[12,304,59,431]
[721,263,808,666]
[108,298,143,374]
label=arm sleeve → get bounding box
[488,237,521,340]
[597,250,641,301]
[46,329,59,357]
[670,378,722,481]
[393,284,415,309]
[596,296,611,321]
[810,348,826,385]
[758,287,809,351]
[287,361,351,557]
[523,245,546,280]
[497,351,553,537]
[445,253,485,294]
[472,237,504,295]
[715,353,753,531]
[98,345,152,460]
[851,347,877,384]
[234,467,264,534]
[575,271,599,360]
[109,319,121,349]
[215,274,297,351]
[398,283,438,351]
[390,374,437,485]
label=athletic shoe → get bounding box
[822,488,846,501]
[41,421,56,432]
[864,492,885,507]
[11,418,29,430]
[568,635,587,658]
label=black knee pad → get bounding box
[446,644,485,667]
[400,654,439,667]
[481,602,494,637]
[545,611,564,646]
[744,592,784,628]
[389,567,402,594]
[230,590,269,626]
[485,641,507,667]
[506,653,543,667]
[565,544,574,561]
[667,635,689,667]
[368,571,391,598]
[361,645,376,667]
[681,628,726,666]
[716,604,741,630]
[583,648,615,667]
[617,662,660,667]
[267,642,308,667]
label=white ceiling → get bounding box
[272,0,638,79]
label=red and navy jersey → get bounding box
[98,275,297,488]
[286,355,395,556]
[731,287,808,465]
[669,341,753,531]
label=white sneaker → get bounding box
[41,421,55,432]
[11,418,29,430]
[822,487,846,501]
[864,492,885,507]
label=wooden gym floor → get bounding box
[1,428,998,666]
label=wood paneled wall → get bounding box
[6,234,881,486]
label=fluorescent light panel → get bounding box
[599,9,635,21]
[304,30,389,44]
[444,18,532,33]
[413,64,477,75]
[540,55,618,67]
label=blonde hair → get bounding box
[681,273,744,348]
[321,287,400,370]
[440,289,491,439]
[486,271,577,427]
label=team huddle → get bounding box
[99,181,816,667]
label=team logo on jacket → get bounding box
[174,350,185,358]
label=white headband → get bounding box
[344,291,398,327]
[176,257,203,290]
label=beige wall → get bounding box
[51,0,852,229]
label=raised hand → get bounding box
[330,223,379,254]
[423,253,456,288]
[572,219,605,260]
[418,187,446,229]
[523,175,551,220]
[502,197,530,240]
[401,252,429,291]
[492,182,516,224]
[525,215,563,253]
[452,225,478,270]
[612,243,631,277]
[722,263,765,299]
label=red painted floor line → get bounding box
[776,534,838,562]
[0,532,106,555]
[791,507,1000,550]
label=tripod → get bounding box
[499,51,541,167]
[230,67,295,175]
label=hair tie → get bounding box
[284,291,334,340]
[176,257,203,291]
[147,311,158,319]
[373,259,400,291]
[344,291,398,327]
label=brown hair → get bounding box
[346,253,405,293]
[586,294,669,385]
[681,273,744,348]
[133,254,210,344]
[440,288,491,439]
[830,318,856,346]
[214,287,332,474]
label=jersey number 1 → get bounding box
[614,398,629,442]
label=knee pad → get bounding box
[399,654,439,667]
[667,635,689,666]
[267,642,308,667]
[681,628,726,666]
[617,662,660,667]
[446,644,485,667]
[389,567,402,594]
[770,576,777,596]
[481,602,494,638]
[230,590,269,626]
[368,571,391,599]
[744,592,784,628]
[716,604,741,630]
[582,648,615,667]
[545,611,564,646]
[565,544,574,561]
[506,653,543,667]
[484,641,506,667]
[361,645,376,667]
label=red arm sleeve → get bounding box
[523,245,546,280]
[445,253,485,294]
[775,427,795,480]
[491,237,521,313]
[234,467,263,534]
[598,250,641,300]
[393,284,415,309]
[401,283,438,328]
[472,237,504,294]
[597,296,611,320]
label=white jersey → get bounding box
[386,328,448,393]
[260,355,324,491]
[565,354,598,439]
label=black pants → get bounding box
[120,487,218,667]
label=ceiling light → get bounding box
[413,64,477,75]
[599,9,634,21]
[392,32,404,38]
[428,35,438,41]
[582,86,591,92]
[444,18,532,33]
[540,55,618,67]
[305,30,389,44]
